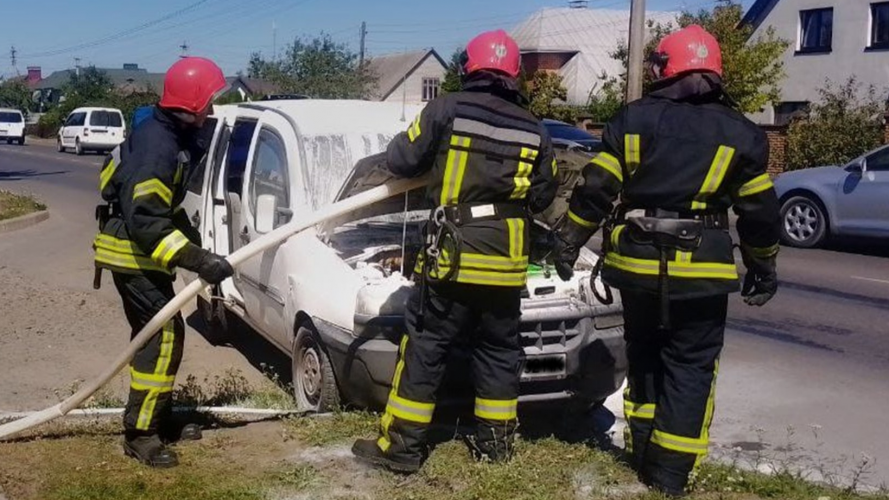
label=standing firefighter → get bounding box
[553,26,780,496]
[94,57,234,468]
[352,30,558,473]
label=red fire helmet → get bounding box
[159,57,227,114]
[463,29,521,79]
[652,25,723,79]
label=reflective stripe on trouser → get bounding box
[375,282,522,462]
[621,291,726,493]
[112,272,184,434]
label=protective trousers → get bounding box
[376,282,522,463]
[112,272,185,436]
[621,291,726,493]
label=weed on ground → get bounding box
[0,190,46,221]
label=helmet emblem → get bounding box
[493,43,508,60]
[696,44,709,59]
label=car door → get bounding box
[178,117,223,284]
[61,113,77,146]
[835,146,889,237]
[234,111,298,347]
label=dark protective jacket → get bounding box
[387,73,559,288]
[94,108,208,276]
[567,74,781,298]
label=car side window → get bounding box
[248,129,289,231]
[69,113,86,127]
[225,119,258,197]
[866,147,889,172]
[187,117,219,195]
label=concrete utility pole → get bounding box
[10,46,19,76]
[180,41,190,59]
[626,0,647,103]
[359,21,368,68]
[272,21,277,60]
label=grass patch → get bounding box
[283,410,378,447]
[0,190,46,221]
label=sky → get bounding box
[0,0,755,78]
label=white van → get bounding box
[179,100,626,413]
[0,108,26,145]
[57,107,125,155]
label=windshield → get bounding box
[90,111,123,127]
[0,112,23,123]
[546,123,598,143]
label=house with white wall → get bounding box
[368,49,447,105]
[745,0,889,124]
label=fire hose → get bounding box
[0,175,429,441]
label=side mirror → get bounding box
[850,158,867,174]
[255,194,277,233]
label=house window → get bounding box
[774,101,810,126]
[422,78,440,102]
[799,8,833,53]
[871,3,889,48]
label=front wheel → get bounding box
[57,138,65,153]
[780,195,827,248]
[291,325,340,412]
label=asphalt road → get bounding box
[2,141,888,488]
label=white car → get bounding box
[180,100,627,412]
[57,107,125,155]
[0,108,26,145]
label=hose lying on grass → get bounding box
[0,176,428,441]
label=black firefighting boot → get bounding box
[160,422,203,443]
[465,418,518,463]
[352,422,427,474]
[123,433,179,468]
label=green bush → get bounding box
[786,77,885,171]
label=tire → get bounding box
[75,138,84,156]
[57,138,65,153]
[17,137,25,146]
[780,195,828,248]
[196,294,230,346]
[292,325,341,413]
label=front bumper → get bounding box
[314,298,627,410]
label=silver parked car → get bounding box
[773,145,889,247]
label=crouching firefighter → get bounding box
[551,25,781,496]
[352,29,559,473]
[93,57,234,468]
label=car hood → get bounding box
[774,165,846,193]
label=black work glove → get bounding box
[175,243,234,285]
[740,245,778,307]
[551,214,597,282]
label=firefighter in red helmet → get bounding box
[352,29,558,473]
[94,57,233,467]
[553,25,780,496]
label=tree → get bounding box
[609,0,789,114]
[63,66,115,104]
[527,71,578,123]
[786,77,885,171]
[248,34,376,99]
[0,79,32,114]
[441,49,464,94]
[585,75,624,122]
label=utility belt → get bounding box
[416,202,527,330]
[603,207,728,329]
[93,202,122,290]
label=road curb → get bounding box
[0,210,49,234]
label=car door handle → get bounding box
[191,211,201,227]
[239,226,250,244]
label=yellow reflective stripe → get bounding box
[94,242,172,274]
[746,243,780,259]
[695,359,719,469]
[407,114,422,142]
[386,394,435,424]
[676,250,692,263]
[379,335,410,450]
[445,268,528,287]
[624,400,656,420]
[510,147,537,200]
[440,136,471,205]
[99,159,117,191]
[624,134,640,175]
[95,234,146,254]
[551,158,558,177]
[474,397,518,421]
[377,412,393,452]
[605,253,739,280]
[568,209,598,230]
[133,178,173,205]
[136,390,159,430]
[651,430,709,455]
[150,230,190,268]
[737,173,774,197]
[129,368,175,392]
[507,218,525,261]
[591,152,623,183]
[155,321,175,376]
[450,253,528,272]
[610,224,625,251]
[692,145,735,210]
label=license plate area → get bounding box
[521,353,566,381]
